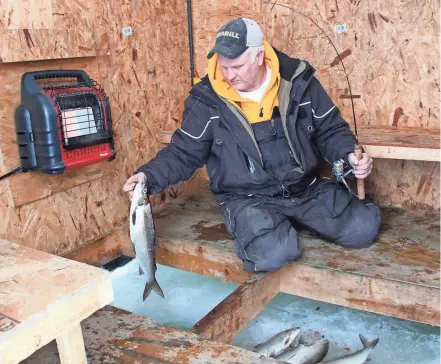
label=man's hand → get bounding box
[123,172,147,200]
[348,152,373,179]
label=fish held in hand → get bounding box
[129,181,164,300]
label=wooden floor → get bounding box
[127,187,440,326]
[23,306,283,364]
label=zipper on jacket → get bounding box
[281,182,290,197]
[269,119,276,136]
[244,152,255,174]
[220,97,263,165]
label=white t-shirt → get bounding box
[237,66,272,104]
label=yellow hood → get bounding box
[208,40,280,123]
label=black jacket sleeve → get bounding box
[309,77,357,165]
[135,100,213,195]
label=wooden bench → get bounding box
[22,306,284,364]
[159,125,440,161]
[67,187,440,337]
[0,240,113,364]
[148,189,440,327]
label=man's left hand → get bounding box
[348,152,373,179]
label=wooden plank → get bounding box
[358,126,440,161]
[278,263,439,326]
[120,196,252,282]
[22,306,285,364]
[151,190,440,288]
[0,29,108,63]
[363,145,440,161]
[357,126,440,150]
[192,272,280,343]
[55,324,87,364]
[121,234,252,284]
[0,240,113,364]
[158,127,440,161]
[118,191,439,325]
[64,228,127,267]
[7,161,116,207]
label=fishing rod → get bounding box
[264,1,365,199]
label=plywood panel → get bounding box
[0,1,109,63]
[188,0,440,208]
[192,0,439,129]
[0,0,52,29]
[0,29,104,62]
[0,0,201,256]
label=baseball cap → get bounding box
[207,18,263,59]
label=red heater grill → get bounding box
[14,70,116,175]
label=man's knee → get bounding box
[338,203,381,248]
[241,221,303,272]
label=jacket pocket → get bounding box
[315,179,353,218]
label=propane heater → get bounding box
[9,70,116,177]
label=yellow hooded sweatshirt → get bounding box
[207,40,280,124]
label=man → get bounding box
[123,18,381,272]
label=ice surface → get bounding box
[110,259,440,364]
[110,258,237,330]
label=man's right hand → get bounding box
[123,172,147,200]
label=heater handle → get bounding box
[28,70,91,83]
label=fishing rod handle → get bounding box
[354,144,365,200]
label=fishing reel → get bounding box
[332,159,356,196]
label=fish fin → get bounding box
[142,279,164,301]
[152,279,165,299]
[142,282,153,301]
[131,209,137,226]
[359,334,379,348]
[139,266,144,275]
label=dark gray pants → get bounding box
[219,177,381,272]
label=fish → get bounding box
[274,338,329,364]
[129,181,164,301]
[254,328,301,357]
[321,334,379,364]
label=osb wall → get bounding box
[190,0,440,209]
[0,0,201,255]
[0,0,439,258]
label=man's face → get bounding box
[218,49,264,92]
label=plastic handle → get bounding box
[26,70,91,83]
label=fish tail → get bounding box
[359,334,379,348]
[142,279,164,301]
[152,279,165,298]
